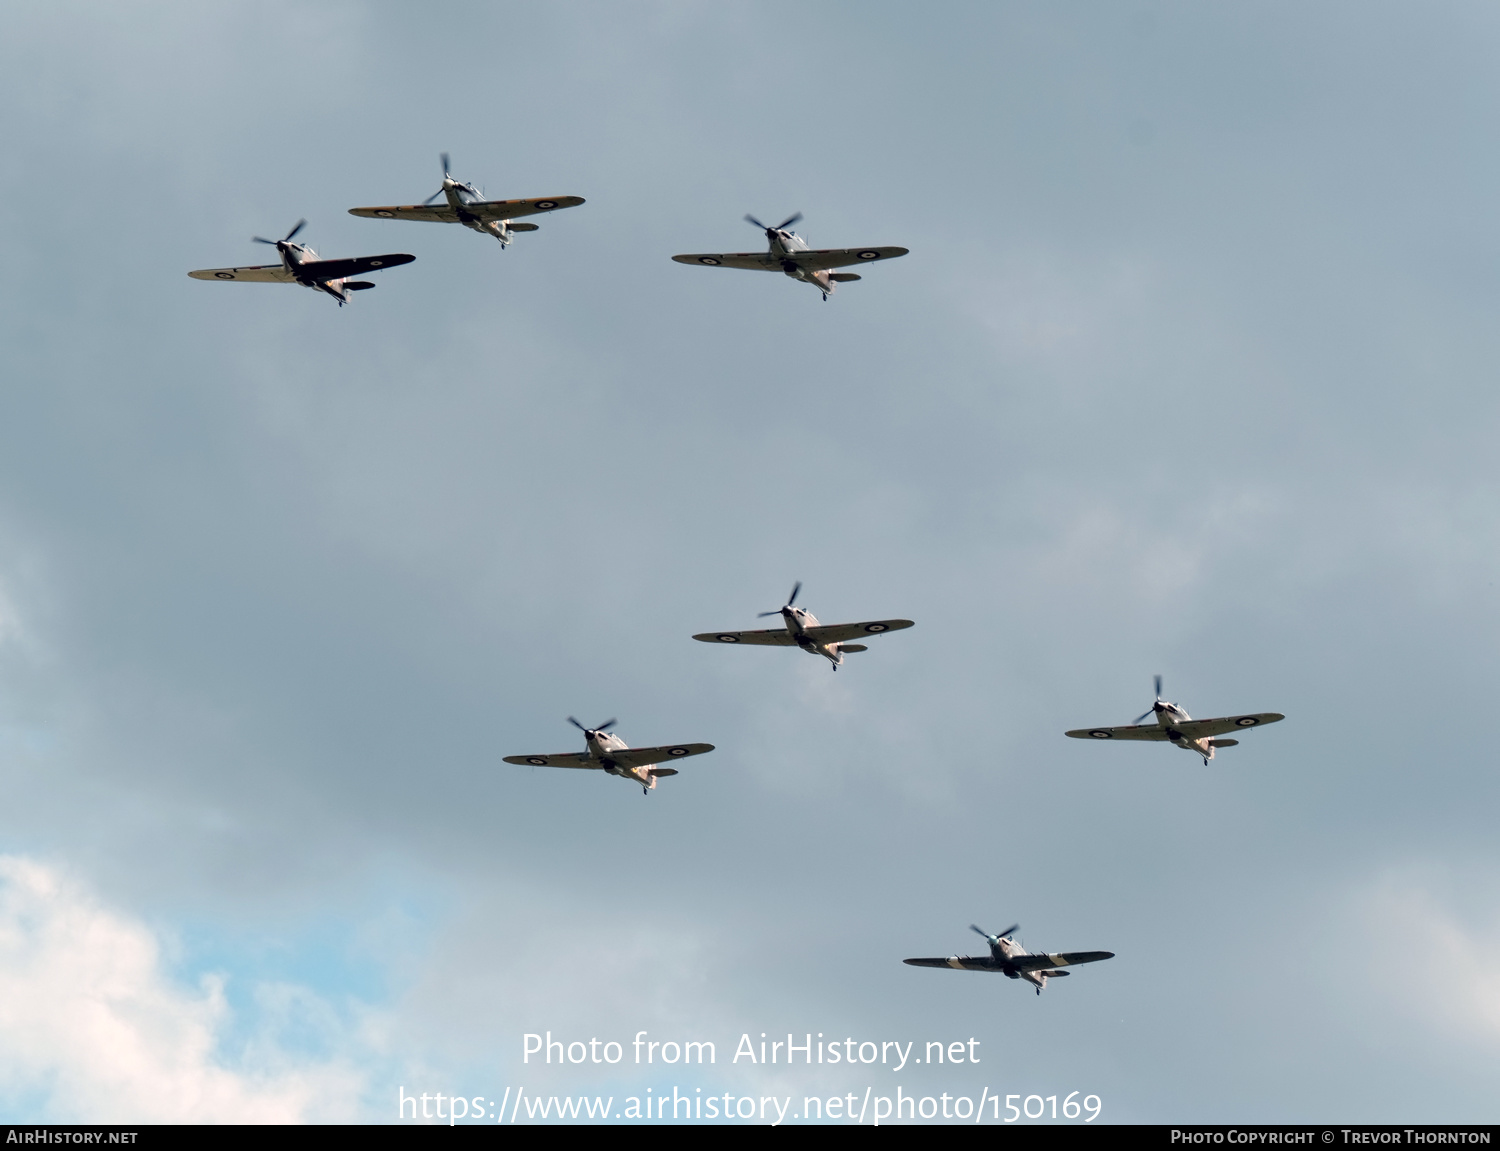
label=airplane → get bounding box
[1065,676,1284,764]
[188,220,414,306]
[671,214,908,300]
[692,582,914,670]
[348,153,585,248]
[904,923,1114,996]
[502,717,713,796]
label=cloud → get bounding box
[1357,865,1500,1045]
[0,855,365,1122]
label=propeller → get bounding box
[1132,674,1165,724]
[971,923,1019,944]
[568,716,617,735]
[252,219,306,246]
[745,212,802,235]
[424,153,458,205]
[757,581,802,618]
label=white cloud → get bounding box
[1357,866,1500,1045]
[0,856,365,1122]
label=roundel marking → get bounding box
[1235,716,1261,727]
[667,746,690,756]
[526,756,547,765]
[369,259,383,266]
[1089,730,1113,739]
[214,272,235,279]
[698,256,722,265]
[535,200,558,210]
[864,623,888,633]
[716,634,740,642]
[375,210,395,218]
[856,249,882,260]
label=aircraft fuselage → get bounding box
[583,730,659,791]
[1152,700,1218,763]
[776,605,846,668]
[943,937,1056,992]
[275,242,356,304]
[442,181,514,245]
[765,229,835,297]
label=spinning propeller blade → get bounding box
[568,716,616,734]
[757,581,802,617]
[424,154,454,204]
[971,923,1018,942]
[253,219,306,246]
[1133,675,1165,723]
[746,213,802,235]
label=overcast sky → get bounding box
[1,0,1498,1125]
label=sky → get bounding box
[1,0,1499,1125]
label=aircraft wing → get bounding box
[787,246,909,271]
[1065,723,1172,741]
[1008,951,1115,972]
[349,204,461,223]
[1170,713,1285,739]
[466,195,585,221]
[692,629,798,646]
[188,264,296,283]
[502,752,599,769]
[803,619,915,644]
[672,252,783,271]
[350,196,584,223]
[903,956,1000,971]
[294,254,416,282]
[604,743,714,770]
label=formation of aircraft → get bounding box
[191,162,908,308]
[187,220,415,306]
[692,582,914,670]
[1065,676,1285,765]
[348,153,585,248]
[186,155,1304,999]
[904,923,1115,996]
[502,717,713,796]
[672,214,910,300]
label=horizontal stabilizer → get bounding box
[1209,738,1239,748]
[648,767,679,778]
[345,281,376,290]
[836,643,868,653]
[1042,969,1069,976]
[828,273,861,282]
[508,222,539,232]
